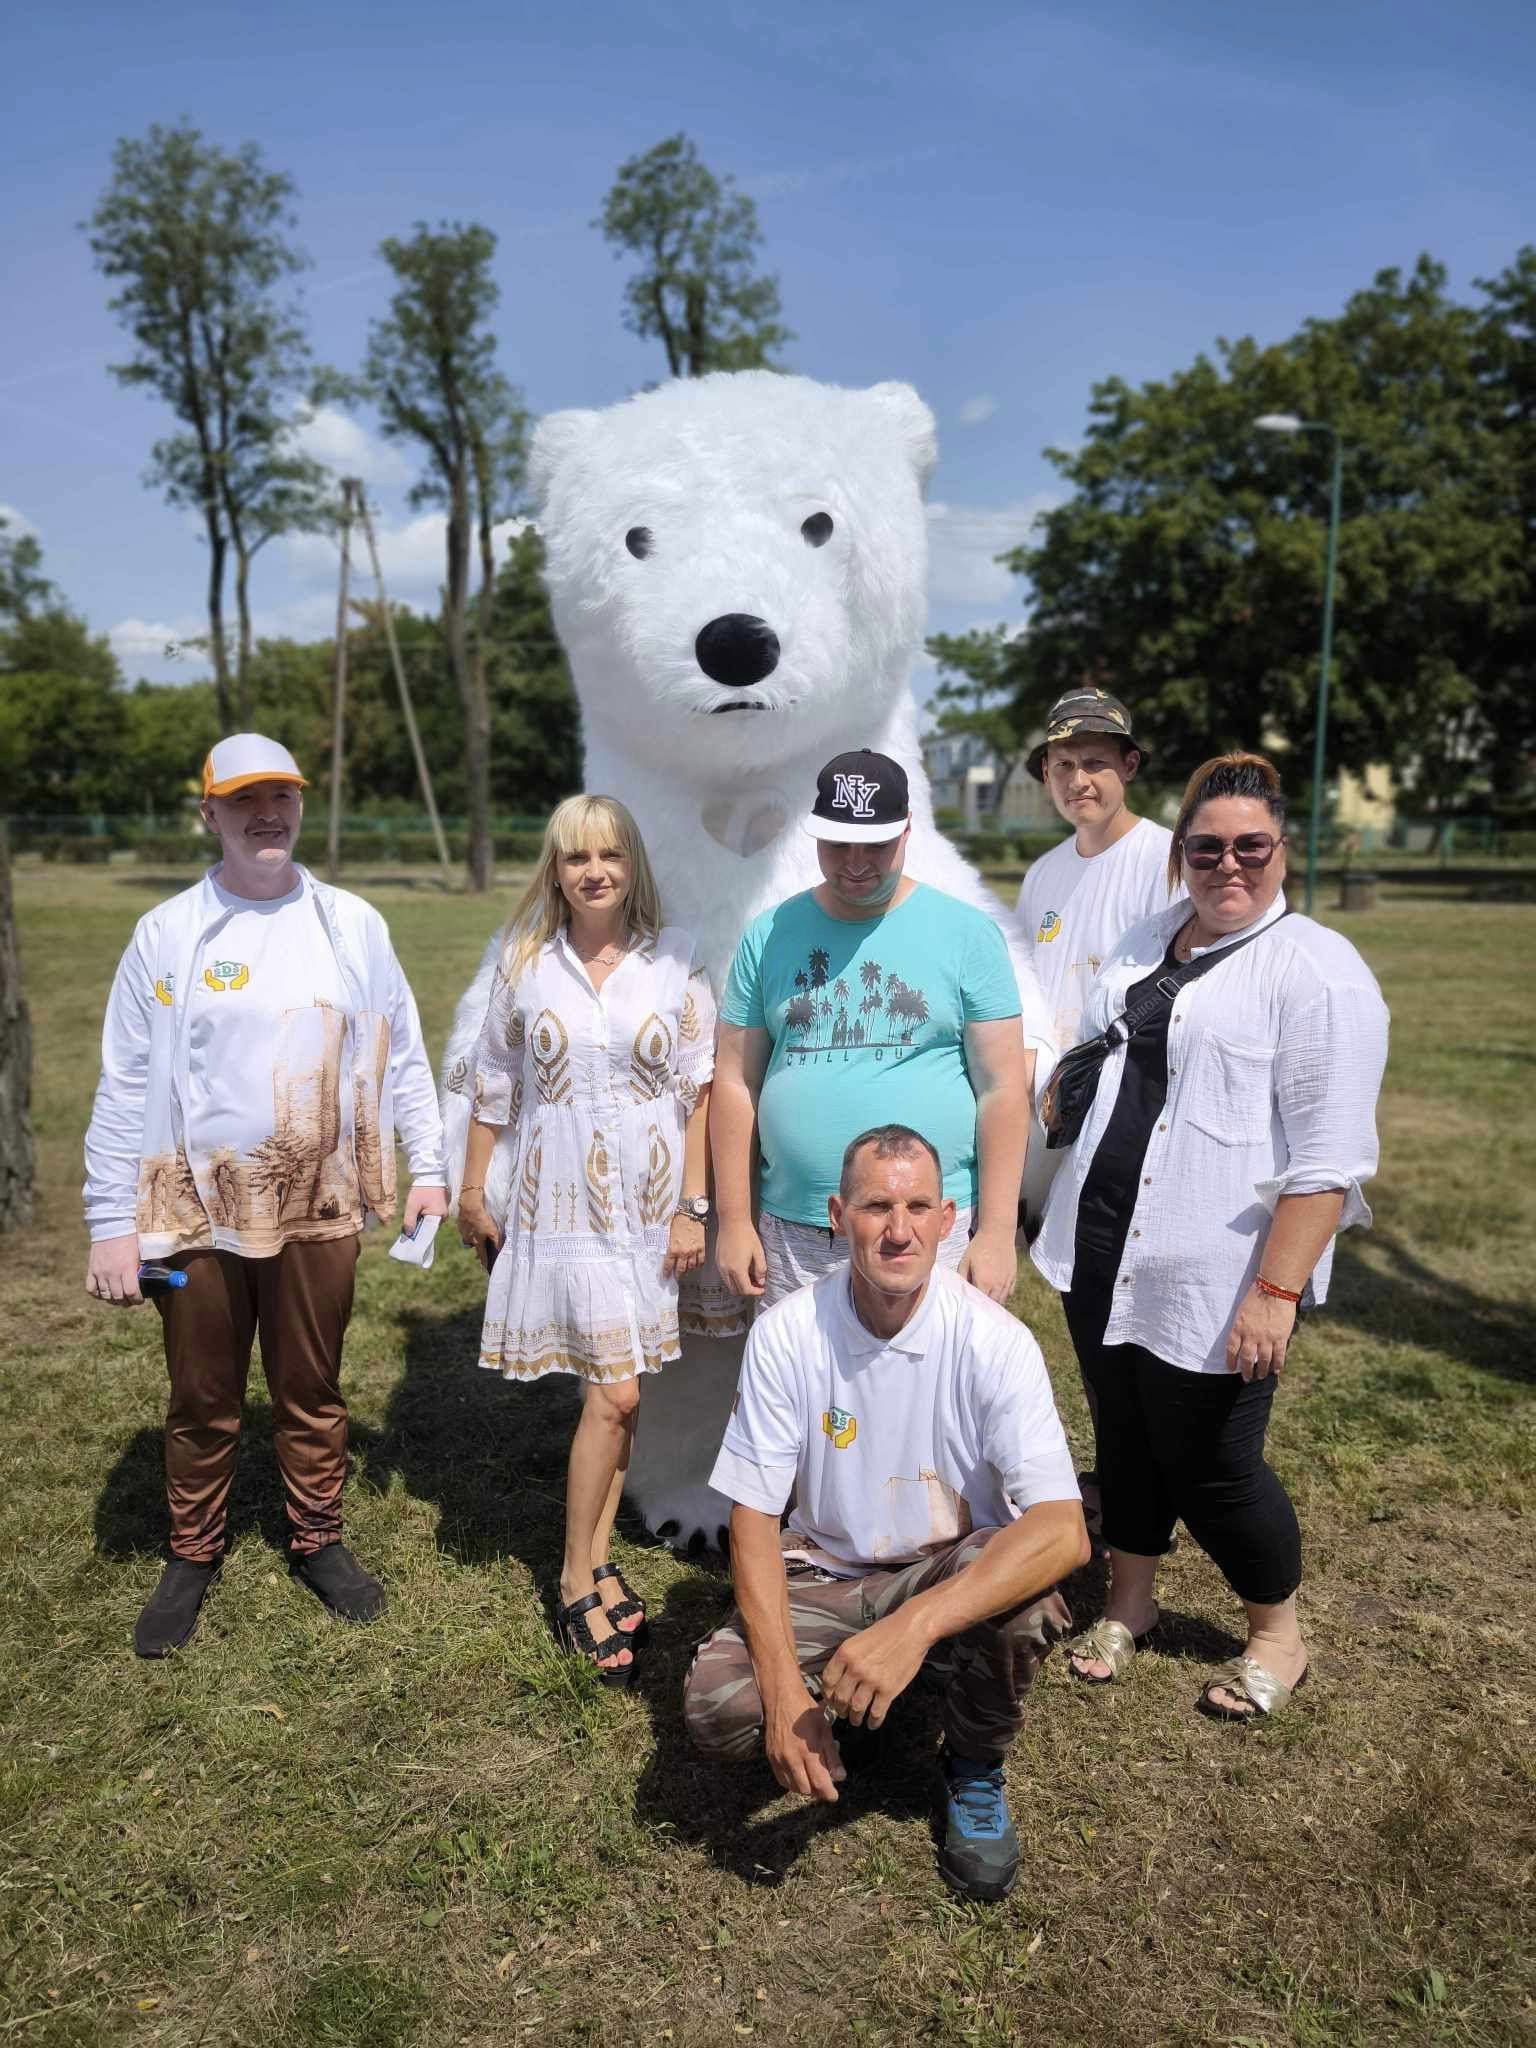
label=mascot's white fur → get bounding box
[441,371,1052,1549]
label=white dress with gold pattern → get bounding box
[471,927,716,1382]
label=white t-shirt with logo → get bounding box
[179,876,361,1255]
[710,1265,1078,1576]
[1016,817,1175,1052]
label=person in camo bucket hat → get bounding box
[1026,687,1149,783]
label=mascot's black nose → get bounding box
[695,613,780,688]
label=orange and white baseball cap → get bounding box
[202,733,308,799]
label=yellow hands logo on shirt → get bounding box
[821,1406,857,1450]
[153,974,175,1006]
[1036,911,1062,944]
[202,960,250,992]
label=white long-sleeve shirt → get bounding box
[1032,894,1389,1372]
[84,866,445,1257]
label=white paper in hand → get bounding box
[388,1213,440,1271]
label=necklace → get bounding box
[1173,917,1199,963]
[572,935,627,967]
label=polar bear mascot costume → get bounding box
[441,371,1053,1549]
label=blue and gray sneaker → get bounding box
[938,1749,1020,1901]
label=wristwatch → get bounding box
[675,1196,710,1222]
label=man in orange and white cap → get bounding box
[83,733,447,1655]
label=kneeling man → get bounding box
[684,1124,1087,1901]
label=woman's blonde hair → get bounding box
[1167,752,1286,889]
[500,794,663,986]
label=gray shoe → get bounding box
[134,1557,220,1658]
[938,1749,1020,1902]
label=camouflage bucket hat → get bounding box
[1026,687,1146,782]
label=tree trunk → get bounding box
[204,505,233,733]
[685,277,709,376]
[0,825,35,1233]
[467,473,499,896]
[443,473,490,893]
[231,534,254,728]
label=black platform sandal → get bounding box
[592,1563,649,1645]
[556,1591,636,1689]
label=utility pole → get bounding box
[326,478,359,884]
[356,491,454,880]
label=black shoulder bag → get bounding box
[1041,912,1290,1151]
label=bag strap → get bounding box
[1106,909,1291,1046]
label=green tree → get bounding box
[0,673,129,819]
[925,625,1034,817]
[121,680,221,819]
[361,222,527,890]
[1469,247,1536,809]
[83,122,328,730]
[480,527,582,813]
[0,517,52,623]
[0,527,128,820]
[967,255,1530,822]
[597,133,792,378]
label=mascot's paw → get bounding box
[629,1477,733,1557]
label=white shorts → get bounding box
[757,1206,973,1311]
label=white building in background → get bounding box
[921,729,1060,834]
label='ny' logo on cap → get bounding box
[831,773,879,818]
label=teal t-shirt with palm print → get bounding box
[720,883,1022,1226]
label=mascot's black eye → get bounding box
[801,512,834,548]
[625,526,653,560]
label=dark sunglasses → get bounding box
[1182,831,1283,871]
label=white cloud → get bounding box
[0,502,38,539]
[925,496,1056,606]
[957,395,998,427]
[288,406,412,488]
[108,613,207,681]
[281,510,531,602]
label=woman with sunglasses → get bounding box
[1032,753,1388,1720]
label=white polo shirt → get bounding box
[1017,818,1175,1051]
[710,1265,1078,1577]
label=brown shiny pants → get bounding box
[155,1236,361,1563]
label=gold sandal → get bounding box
[1064,1608,1159,1685]
[1197,1655,1309,1721]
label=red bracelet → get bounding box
[1255,1274,1302,1303]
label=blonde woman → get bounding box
[457,797,716,1686]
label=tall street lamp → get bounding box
[1254,413,1344,916]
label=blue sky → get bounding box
[3,0,1533,706]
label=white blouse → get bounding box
[1032,894,1390,1372]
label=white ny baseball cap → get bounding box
[202,733,308,799]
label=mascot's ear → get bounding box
[528,409,604,513]
[863,381,939,491]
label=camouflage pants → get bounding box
[683,1529,1072,1766]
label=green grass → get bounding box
[2,861,1534,2047]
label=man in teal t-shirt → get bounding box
[712,750,1030,1309]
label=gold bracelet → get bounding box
[460,1183,485,1195]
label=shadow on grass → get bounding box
[93,1408,298,1562]
[628,1571,950,1887]
[364,1302,595,1589]
[1327,1231,1533,1386]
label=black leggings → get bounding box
[1063,1280,1302,1608]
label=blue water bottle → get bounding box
[137,1263,189,1296]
